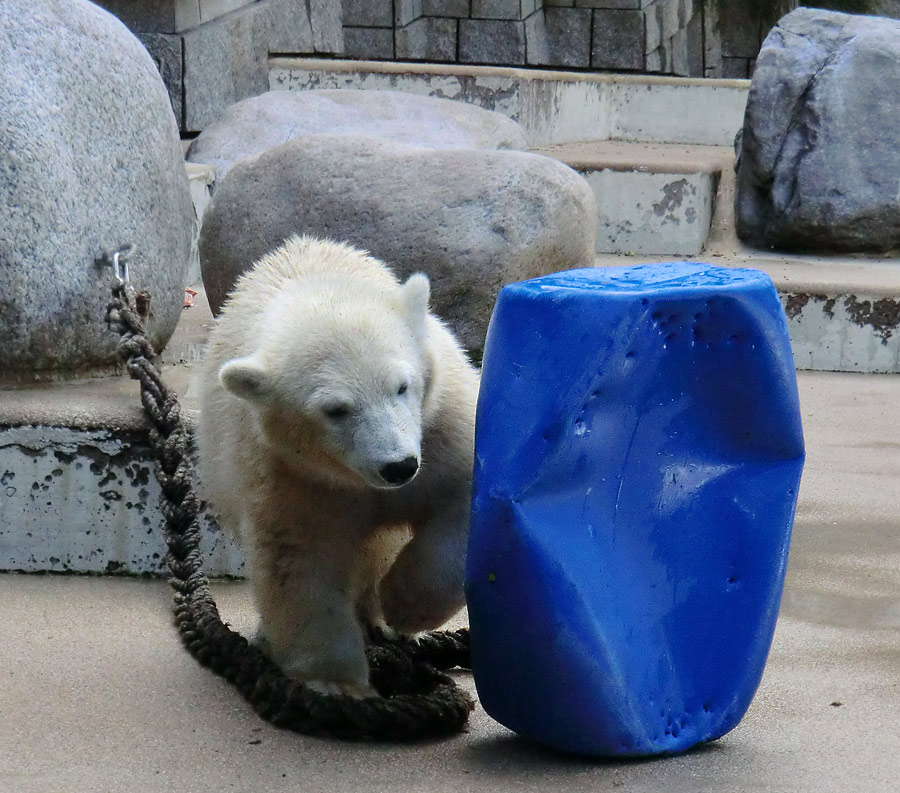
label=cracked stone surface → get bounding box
[736,7,900,253]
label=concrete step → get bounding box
[269,57,749,148]
[720,251,900,375]
[533,140,733,256]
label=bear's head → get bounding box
[218,272,433,491]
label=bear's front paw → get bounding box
[255,626,375,698]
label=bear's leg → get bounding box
[379,498,469,633]
[247,538,374,698]
[355,524,412,635]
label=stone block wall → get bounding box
[642,0,703,76]
[99,0,827,135]
[96,0,260,32]
[97,0,344,133]
[704,0,798,78]
[343,0,705,76]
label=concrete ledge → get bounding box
[532,140,733,174]
[738,255,900,374]
[0,424,243,577]
[536,141,732,255]
[584,169,717,256]
[269,57,749,146]
[734,255,900,301]
[783,291,900,374]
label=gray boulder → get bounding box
[736,7,900,253]
[0,0,194,380]
[199,135,596,360]
[186,89,528,184]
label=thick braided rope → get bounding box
[106,282,474,741]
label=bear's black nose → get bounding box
[380,456,419,485]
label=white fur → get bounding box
[196,236,479,697]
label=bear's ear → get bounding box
[219,357,272,403]
[400,273,430,337]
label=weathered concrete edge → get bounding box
[0,422,244,578]
[727,255,900,301]
[782,290,900,374]
[537,150,727,175]
[0,355,198,432]
[269,57,749,147]
[268,56,750,91]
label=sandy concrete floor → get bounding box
[0,369,898,792]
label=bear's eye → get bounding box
[397,382,408,396]
[323,404,351,420]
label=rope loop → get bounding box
[105,278,474,741]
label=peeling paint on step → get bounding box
[0,426,126,456]
[652,178,691,220]
[843,295,900,343]
[581,169,715,255]
[783,292,828,320]
[0,425,243,577]
[781,291,900,373]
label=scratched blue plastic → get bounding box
[466,263,805,757]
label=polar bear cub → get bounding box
[197,236,479,697]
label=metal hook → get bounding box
[105,243,135,284]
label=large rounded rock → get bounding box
[199,135,596,360]
[0,0,194,381]
[186,89,528,185]
[736,8,900,253]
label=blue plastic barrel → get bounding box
[466,263,805,757]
